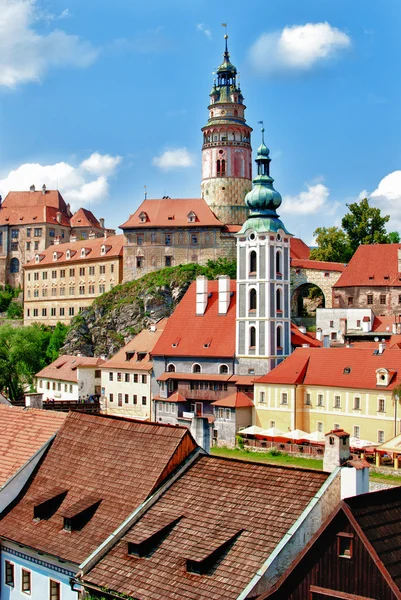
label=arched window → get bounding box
[217,159,221,174]
[167,364,176,373]
[219,364,229,374]
[221,159,226,175]
[276,288,282,312]
[276,326,283,349]
[9,258,19,273]
[250,326,256,349]
[249,288,257,311]
[250,251,257,274]
[192,364,201,373]
[234,109,238,116]
[276,251,282,274]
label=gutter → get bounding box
[236,466,341,600]
[78,447,205,577]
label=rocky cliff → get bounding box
[61,260,236,358]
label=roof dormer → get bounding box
[376,368,395,387]
[66,250,71,260]
[81,247,91,258]
[101,244,111,256]
[139,211,148,223]
[187,211,197,223]
[35,254,44,264]
[52,251,62,261]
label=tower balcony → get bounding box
[202,140,251,150]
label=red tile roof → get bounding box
[0,190,71,227]
[291,258,346,272]
[372,316,399,332]
[152,280,236,358]
[256,346,401,391]
[101,320,167,371]
[290,237,311,260]
[0,412,197,565]
[211,391,254,408]
[334,244,401,288]
[24,234,123,268]
[120,198,224,229]
[70,208,102,229]
[36,355,105,383]
[291,324,322,348]
[83,456,329,600]
[0,406,66,488]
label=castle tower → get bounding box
[201,35,252,225]
[236,129,292,376]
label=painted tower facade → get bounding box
[236,130,292,376]
[201,36,252,225]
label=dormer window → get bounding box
[101,245,106,255]
[35,254,40,263]
[139,212,148,223]
[376,368,392,387]
[61,496,102,532]
[53,252,57,261]
[81,248,86,258]
[187,211,197,223]
[66,250,70,260]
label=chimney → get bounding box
[99,218,105,229]
[341,458,370,500]
[302,343,310,348]
[54,236,60,246]
[70,233,77,243]
[218,275,230,315]
[149,323,157,332]
[190,416,210,454]
[362,316,371,333]
[316,327,322,341]
[298,324,307,334]
[56,211,62,224]
[323,429,350,473]
[42,184,46,195]
[196,276,208,316]
[89,230,97,240]
[30,185,35,193]
[378,340,386,354]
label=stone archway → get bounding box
[291,283,325,318]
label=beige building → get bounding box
[0,186,107,288]
[23,234,123,326]
[100,319,167,420]
[254,346,401,444]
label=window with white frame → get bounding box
[353,426,360,439]
[259,391,265,404]
[317,422,323,433]
[219,364,229,374]
[270,420,276,428]
[317,393,324,407]
[192,363,201,373]
[378,430,385,443]
[378,398,386,413]
[305,392,311,406]
[334,395,341,408]
[353,396,361,410]
[281,392,288,405]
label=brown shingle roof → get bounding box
[0,412,197,564]
[0,406,66,488]
[36,355,105,383]
[83,456,329,600]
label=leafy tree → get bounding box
[388,231,401,243]
[46,322,70,362]
[310,227,352,263]
[342,197,390,253]
[7,301,23,320]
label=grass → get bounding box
[210,447,324,470]
[370,471,401,486]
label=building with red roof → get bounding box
[333,243,401,316]
[36,355,105,403]
[0,186,108,287]
[254,346,401,444]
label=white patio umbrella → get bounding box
[258,427,285,437]
[304,431,326,443]
[285,429,309,441]
[350,437,377,449]
[239,425,265,436]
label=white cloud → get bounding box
[197,23,212,40]
[369,171,401,229]
[282,183,330,214]
[249,22,351,74]
[0,0,97,88]
[0,152,121,210]
[152,148,195,171]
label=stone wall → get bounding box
[291,267,344,315]
[333,285,401,317]
[201,177,251,225]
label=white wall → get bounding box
[77,367,100,400]
[101,368,152,419]
[316,308,373,344]
[37,378,78,401]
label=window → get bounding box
[60,269,65,278]
[249,288,257,311]
[356,319,361,327]
[9,258,19,273]
[330,320,334,328]
[399,295,401,305]
[69,286,75,296]
[59,307,65,316]
[109,393,114,402]
[249,326,256,349]
[99,284,106,294]
[68,307,74,316]
[367,294,373,305]
[21,568,31,594]
[317,394,324,407]
[337,533,353,558]
[34,241,39,250]
[79,267,85,276]
[79,285,85,295]
[99,264,106,274]
[281,392,288,405]
[165,234,172,246]
[89,266,95,275]
[378,398,385,413]
[11,229,19,238]
[192,363,201,373]
[26,309,30,317]
[5,560,14,586]
[50,308,56,317]
[276,326,282,349]
[49,229,55,238]
[331,332,337,341]
[140,374,146,384]
[49,580,60,600]
[125,394,129,404]
[353,426,360,439]
[42,271,48,280]
[34,290,39,298]
[276,251,282,274]
[109,372,113,381]
[26,241,31,251]
[136,256,144,268]
[69,268,75,277]
[34,228,42,237]
[317,422,323,433]
[354,396,361,410]
[305,393,311,406]
[42,289,48,297]
[219,364,228,374]
[51,270,57,279]
[334,423,340,430]
[125,373,130,383]
[165,256,172,267]
[167,364,176,373]
[111,263,114,273]
[27,228,31,238]
[378,430,385,443]
[34,272,39,281]
[191,233,198,245]
[380,294,386,305]
[249,250,257,274]
[276,288,282,312]
[260,391,265,404]
[348,296,353,306]
[10,242,18,251]
[133,394,137,404]
[42,308,47,316]
[142,396,147,405]
[89,284,95,294]
[334,395,341,408]
[117,372,122,382]
[134,374,138,382]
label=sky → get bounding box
[0,0,400,244]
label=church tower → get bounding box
[201,35,252,225]
[236,128,292,376]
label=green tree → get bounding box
[388,231,400,243]
[310,227,352,263]
[342,197,390,253]
[46,322,70,362]
[0,325,52,402]
[7,301,23,320]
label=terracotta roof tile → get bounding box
[36,355,105,382]
[0,406,66,487]
[84,456,329,600]
[211,391,254,408]
[291,258,346,272]
[291,324,322,348]
[120,199,224,229]
[152,280,236,358]
[70,208,102,229]
[334,244,401,287]
[24,234,123,268]
[290,237,311,260]
[0,413,196,565]
[0,190,70,226]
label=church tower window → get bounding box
[249,327,256,350]
[276,288,282,312]
[276,326,283,349]
[276,250,282,275]
[249,251,257,275]
[249,289,257,312]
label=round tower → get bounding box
[201,35,252,225]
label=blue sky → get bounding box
[0,0,400,243]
